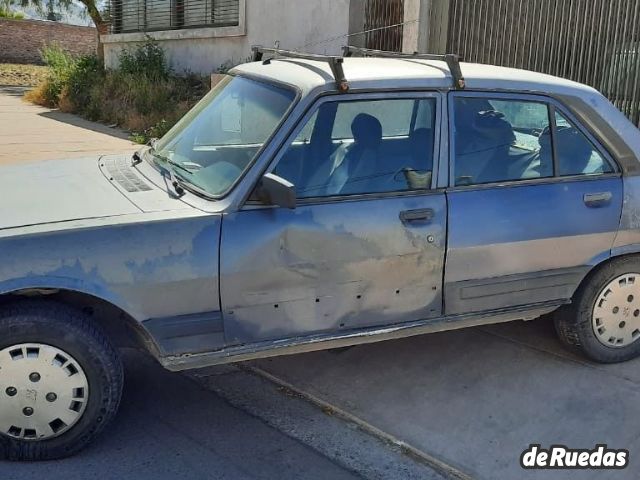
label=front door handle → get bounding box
[584,192,612,208]
[399,208,434,224]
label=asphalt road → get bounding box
[0,351,360,480]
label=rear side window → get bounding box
[452,96,614,186]
[554,111,614,176]
[452,98,553,186]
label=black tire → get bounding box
[555,256,640,363]
[0,300,123,460]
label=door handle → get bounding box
[399,208,434,223]
[583,192,612,208]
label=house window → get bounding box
[109,0,240,34]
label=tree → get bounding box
[14,0,109,60]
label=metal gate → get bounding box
[364,0,405,52]
[447,0,640,127]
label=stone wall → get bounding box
[0,18,97,64]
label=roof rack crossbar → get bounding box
[342,46,465,89]
[251,46,349,92]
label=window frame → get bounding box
[263,90,444,206]
[106,0,245,38]
[447,91,620,191]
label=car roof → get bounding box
[233,57,598,97]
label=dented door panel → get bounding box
[220,194,446,344]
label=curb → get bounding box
[246,365,474,480]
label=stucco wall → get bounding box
[103,0,351,74]
[0,18,97,65]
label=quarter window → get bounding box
[273,98,437,199]
[554,111,614,176]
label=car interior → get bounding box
[274,99,436,198]
[453,98,612,186]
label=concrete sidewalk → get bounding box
[253,316,640,480]
[0,86,136,164]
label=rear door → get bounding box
[445,92,623,315]
[220,92,447,344]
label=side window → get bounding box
[273,98,437,199]
[332,99,416,139]
[453,97,553,186]
[554,111,614,176]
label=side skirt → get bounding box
[160,300,568,372]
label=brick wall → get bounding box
[0,18,97,64]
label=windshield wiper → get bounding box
[148,148,187,197]
[150,148,194,176]
[146,147,218,199]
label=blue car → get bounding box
[2,47,640,459]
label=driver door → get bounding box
[219,92,448,345]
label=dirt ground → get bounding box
[0,63,48,86]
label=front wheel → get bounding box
[555,256,640,363]
[0,300,123,460]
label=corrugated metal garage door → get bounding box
[364,0,405,52]
[447,0,640,127]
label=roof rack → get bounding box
[251,46,349,92]
[342,46,465,90]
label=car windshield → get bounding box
[151,75,296,197]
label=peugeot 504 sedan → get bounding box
[2,46,640,460]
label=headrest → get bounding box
[351,113,382,148]
[473,110,515,147]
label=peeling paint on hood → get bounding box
[0,156,141,230]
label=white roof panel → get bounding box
[233,57,597,97]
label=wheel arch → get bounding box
[0,284,160,358]
[576,250,640,299]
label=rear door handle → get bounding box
[584,192,612,208]
[399,208,434,224]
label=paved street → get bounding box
[0,87,136,165]
[0,350,362,480]
[254,316,640,480]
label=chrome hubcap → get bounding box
[0,343,89,440]
[592,274,640,348]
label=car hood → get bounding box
[0,156,141,230]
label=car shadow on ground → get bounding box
[37,110,133,141]
[0,86,32,97]
[0,350,355,480]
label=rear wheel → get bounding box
[555,256,640,363]
[0,301,123,460]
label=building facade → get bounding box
[103,0,441,73]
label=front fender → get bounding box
[0,215,222,324]
[0,275,140,319]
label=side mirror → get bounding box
[255,173,296,209]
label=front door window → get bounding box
[273,97,437,198]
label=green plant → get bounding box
[37,43,76,106]
[118,38,171,80]
[25,37,208,144]
[62,54,103,111]
[0,6,25,17]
